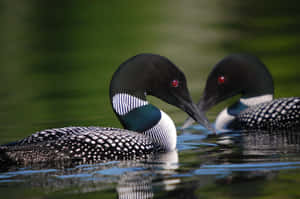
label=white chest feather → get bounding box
[215,108,235,130]
[112,93,177,151]
[215,94,274,130]
[144,110,177,151]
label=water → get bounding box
[1,0,300,198]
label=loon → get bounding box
[183,54,300,130]
[0,54,210,165]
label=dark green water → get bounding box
[1,0,300,198]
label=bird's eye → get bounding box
[218,76,225,84]
[171,79,179,88]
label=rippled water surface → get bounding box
[1,0,300,198]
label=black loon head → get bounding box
[109,53,211,133]
[199,53,274,111]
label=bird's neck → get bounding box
[215,94,274,130]
[111,93,177,151]
[227,94,274,116]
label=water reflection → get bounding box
[205,129,300,185]
[153,128,300,198]
[2,127,300,198]
[217,130,300,156]
[117,151,179,199]
[0,150,179,198]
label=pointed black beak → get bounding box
[176,95,215,132]
[182,96,216,133]
[182,102,214,131]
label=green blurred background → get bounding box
[1,0,299,143]
[0,0,300,143]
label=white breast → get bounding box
[144,110,177,151]
[215,108,235,130]
[215,94,274,130]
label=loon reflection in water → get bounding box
[216,129,300,157]
[0,150,180,199]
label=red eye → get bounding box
[218,76,225,84]
[171,79,179,87]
